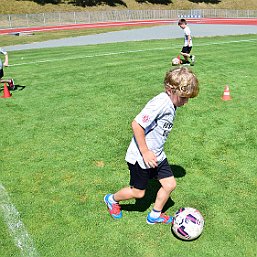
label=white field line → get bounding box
[8,37,257,67]
[0,184,38,257]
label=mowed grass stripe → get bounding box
[8,36,257,67]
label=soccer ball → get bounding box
[171,207,204,241]
[171,57,181,66]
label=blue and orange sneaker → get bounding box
[104,194,122,219]
[146,213,173,225]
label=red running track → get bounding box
[0,18,256,35]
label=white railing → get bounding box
[0,9,256,29]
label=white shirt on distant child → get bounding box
[0,48,7,70]
[183,26,193,47]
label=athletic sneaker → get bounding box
[8,79,15,90]
[146,213,173,225]
[191,55,195,65]
[104,194,122,219]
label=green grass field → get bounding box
[0,34,257,257]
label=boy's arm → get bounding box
[3,53,8,66]
[131,120,158,168]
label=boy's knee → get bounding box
[170,180,177,191]
[161,178,177,193]
[167,182,176,193]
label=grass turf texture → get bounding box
[0,34,257,257]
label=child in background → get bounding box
[0,48,15,90]
[104,66,199,224]
[178,19,195,66]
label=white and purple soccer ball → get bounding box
[171,57,181,66]
[172,207,204,240]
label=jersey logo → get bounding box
[142,114,150,123]
[163,122,173,129]
[163,122,173,137]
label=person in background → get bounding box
[178,19,195,66]
[0,48,15,90]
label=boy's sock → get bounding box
[108,194,118,204]
[190,55,192,59]
[149,209,161,219]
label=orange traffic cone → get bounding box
[1,83,12,98]
[221,85,231,101]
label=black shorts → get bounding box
[0,68,3,79]
[127,158,174,190]
[181,46,192,54]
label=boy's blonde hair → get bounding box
[164,67,199,98]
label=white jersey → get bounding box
[125,92,176,169]
[183,26,192,47]
[0,48,7,70]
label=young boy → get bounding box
[0,48,15,90]
[178,19,195,66]
[104,67,199,224]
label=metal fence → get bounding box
[0,9,257,29]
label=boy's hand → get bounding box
[142,150,158,168]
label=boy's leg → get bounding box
[153,176,176,211]
[114,187,146,201]
[187,47,195,65]
[146,159,176,225]
[180,52,190,65]
[181,46,190,63]
[181,46,194,65]
[104,187,146,219]
[105,162,149,220]
[0,68,4,79]
[146,177,176,224]
[180,52,190,59]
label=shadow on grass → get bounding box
[120,164,186,213]
[0,84,26,92]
